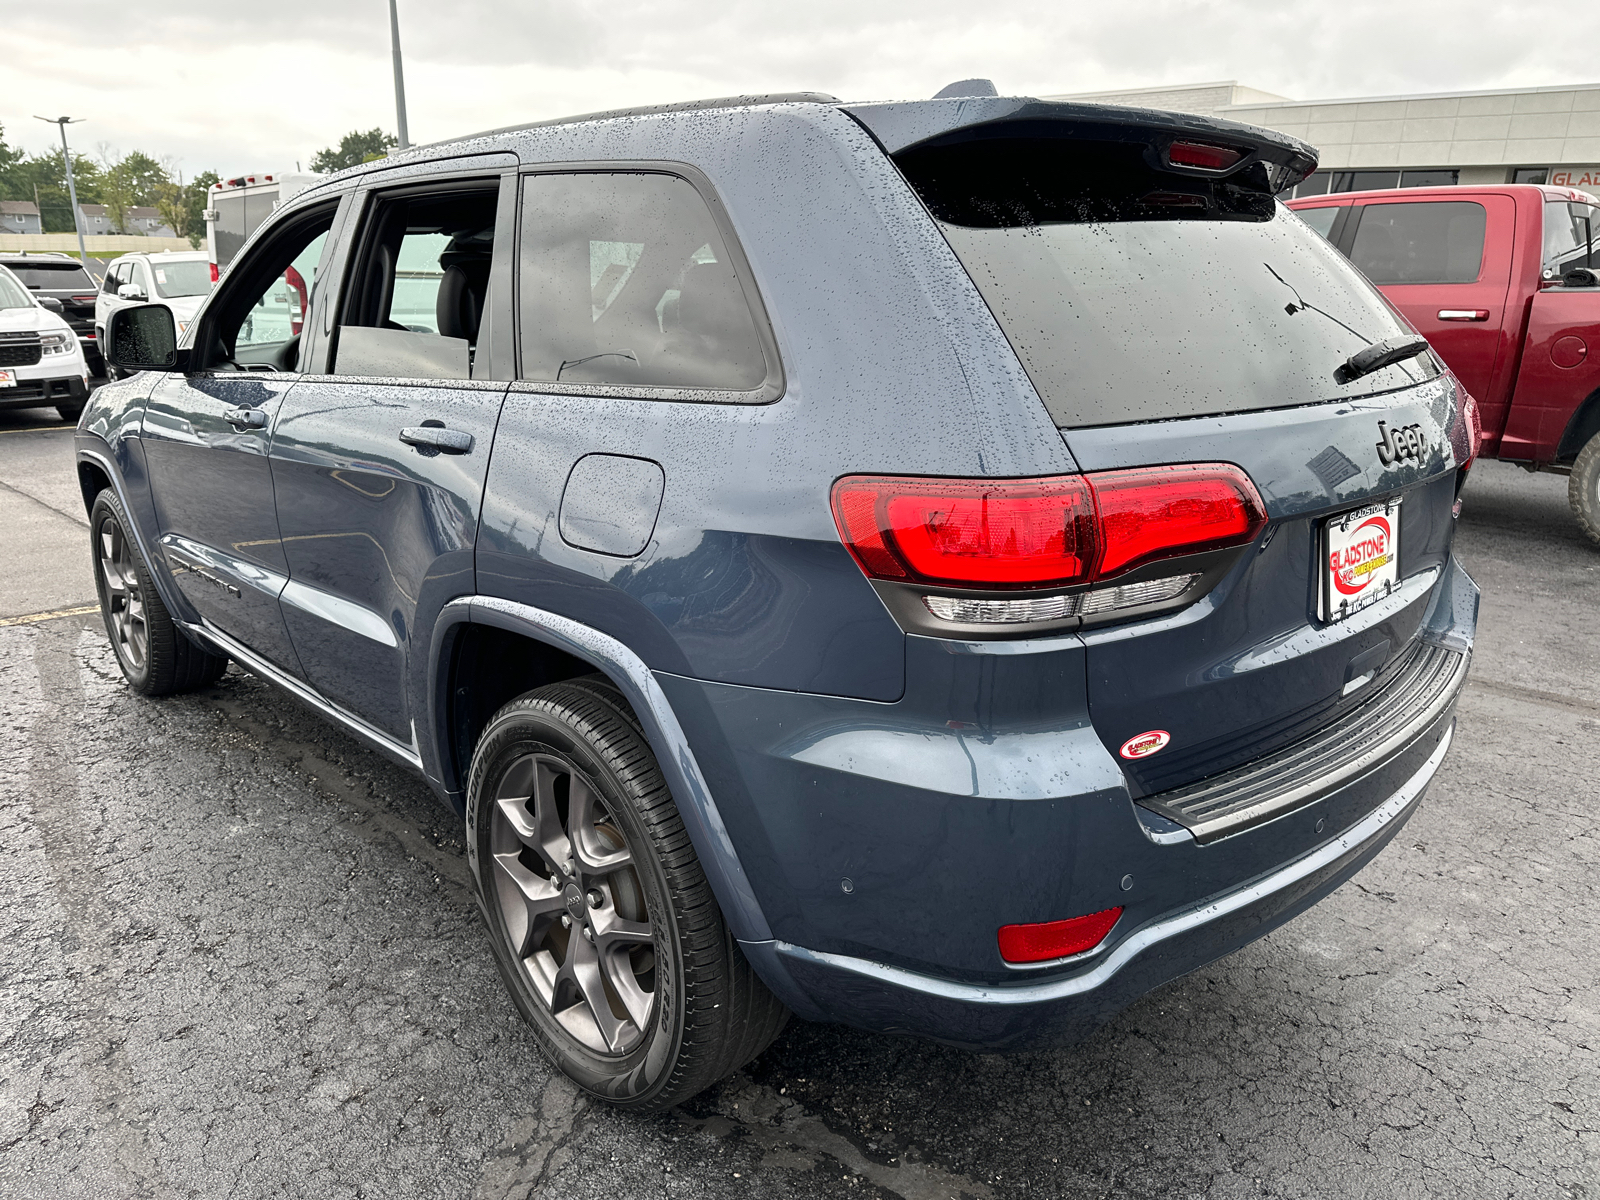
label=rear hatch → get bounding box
[5,257,100,341]
[850,99,1468,801]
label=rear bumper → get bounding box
[742,723,1451,1049]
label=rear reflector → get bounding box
[1167,141,1245,171]
[209,262,220,283]
[999,906,1123,964]
[832,465,1265,592]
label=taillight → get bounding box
[832,464,1266,591]
[209,261,220,283]
[833,475,1097,588]
[71,295,97,304]
[1450,378,1481,468]
[1092,464,1267,577]
[1166,141,1244,171]
[998,906,1123,964]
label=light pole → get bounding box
[389,0,410,149]
[34,116,89,265]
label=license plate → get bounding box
[1322,498,1401,622]
[0,369,14,387]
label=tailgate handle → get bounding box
[1437,309,1490,321]
[223,407,268,430]
[399,422,473,454]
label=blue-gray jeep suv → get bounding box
[78,90,1479,1112]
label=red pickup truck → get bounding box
[1288,185,1600,543]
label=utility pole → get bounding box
[389,0,410,150]
[35,116,88,265]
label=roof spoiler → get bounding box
[844,97,1318,195]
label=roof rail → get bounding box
[416,92,842,153]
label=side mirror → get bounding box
[106,304,179,373]
[38,296,63,314]
[117,283,148,301]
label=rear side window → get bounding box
[1541,200,1596,278]
[1349,202,1486,284]
[517,172,767,392]
[1295,206,1340,239]
[895,135,1427,429]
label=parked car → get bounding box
[1288,185,1600,544]
[0,252,104,375]
[79,92,1478,1112]
[94,250,214,379]
[0,262,91,421]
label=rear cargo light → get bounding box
[999,906,1123,964]
[832,465,1266,594]
[1166,141,1244,171]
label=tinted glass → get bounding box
[1293,172,1332,198]
[152,260,212,298]
[1513,168,1550,184]
[896,138,1427,428]
[1295,205,1340,239]
[1542,200,1595,276]
[518,172,766,391]
[0,270,33,309]
[1349,202,1486,284]
[7,262,95,289]
[1332,171,1400,193]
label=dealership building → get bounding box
[1048,80,1600,196]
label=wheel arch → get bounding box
[1556,386,1600,462]
[76,442,196,626]
[428,597,773,944]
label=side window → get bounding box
[1542,201,1595,279]
[1294,205,1340,240]
[199,206,336,372]
[1349,202,1487,284]
[517,172,768,392]
[332,186,498,380]
[132,262,153,298]
[101,262,121,293]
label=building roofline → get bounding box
[1225,79,1600,110]
[1045,80,1247,100]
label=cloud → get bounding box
[2,0,1597,176]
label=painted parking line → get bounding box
[0,603,101,627]
[0,425,75,435]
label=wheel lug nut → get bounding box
[560,914,571,929]
[583,927,594,942]
[587,890,603,908]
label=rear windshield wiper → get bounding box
[1334,334,1432,385]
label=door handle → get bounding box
[399,424,473,454]
[1437,309,1490,321]
[223,406,268,429]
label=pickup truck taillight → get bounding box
[831,464,1267,592]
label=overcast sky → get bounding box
[5,0,1598,178]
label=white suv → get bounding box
[94,250,214,377]
[0,263,91,421]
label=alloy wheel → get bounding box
[97,516,148,671]
[489,753,657,1054]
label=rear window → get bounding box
[1541,200,1597,277]
[6,262,95,290]
[152,260,212,298]
[1349,202,1486,284]
[895,136,1430,429]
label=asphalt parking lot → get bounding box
[0,401,1595,1200]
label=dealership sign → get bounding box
[1550,168,1600,188]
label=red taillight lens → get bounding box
[1092,464,1267,578]
[832,465,1266,590]
[71,295,97,304]
[1167,141,1244,171]
[998,906,1123,964]
[209,262,220,283]
[833,475,1098,588]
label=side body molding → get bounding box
[433,596,773,944]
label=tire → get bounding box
[467,680,788,1113]
[1570,433,1600,548]
[89,488,229,696]
[56,402,85,423]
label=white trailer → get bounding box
[203,172,319,280]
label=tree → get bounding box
[97,146,170,233]
[153,169,219,248]
[0,140,104,234]
[310,128,398,174]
